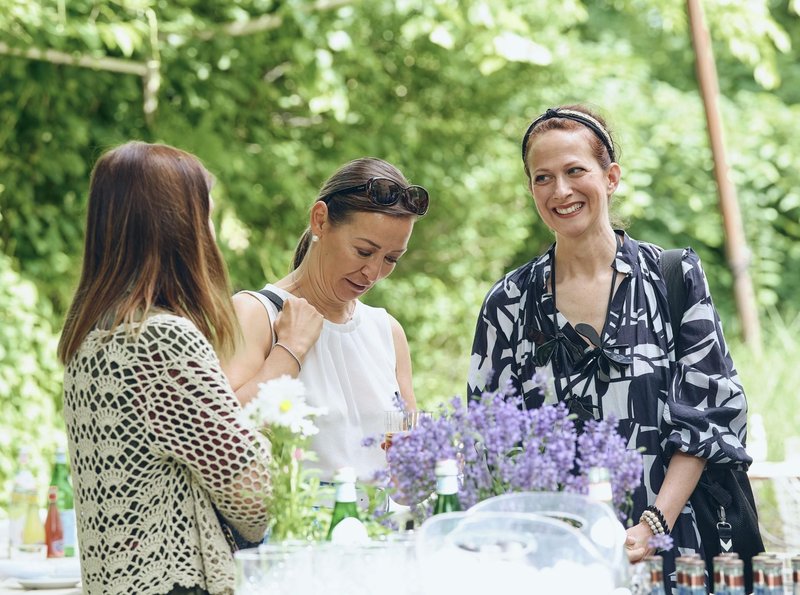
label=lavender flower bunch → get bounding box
[576,416,644,522]
[381,377,643,524]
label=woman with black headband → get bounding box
[224,157,429,481]
[468,105,751,589]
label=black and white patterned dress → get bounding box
[468,231,751,589]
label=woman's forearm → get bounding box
[654,451,706,530]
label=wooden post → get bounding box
[686,0,761,349]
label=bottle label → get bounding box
[330,517,368,545]
[335,483,357,503]
[436,475,458,496]
[588,480,613,503]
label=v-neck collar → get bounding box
[531,230,636,362]
[539,230,636,293]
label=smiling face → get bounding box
[526,128,620,241]
[315,209,415,302]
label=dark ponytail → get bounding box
[292,228,313,270]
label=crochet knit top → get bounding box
[62,313,271,595]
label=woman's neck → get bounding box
[553,227,619,280]
[277,264,354,323]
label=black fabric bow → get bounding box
[574,323,632,377]
[532,331,585,374]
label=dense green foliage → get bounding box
[2,0,799,503]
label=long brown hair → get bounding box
[292,157,418,269]
[58,141,239,363]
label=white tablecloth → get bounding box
[0,579,80,594]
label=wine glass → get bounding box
[383,410,432,451]
[234,542,312,595]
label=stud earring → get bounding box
[311,234,319,243]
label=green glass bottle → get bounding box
[326,467,365,542]
[50,447,76,557]
[432,459,461,515]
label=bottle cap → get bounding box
[435,459,458,477]
[333,466,356,484]
[48,485,59,500]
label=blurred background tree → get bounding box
[1,0,798,504]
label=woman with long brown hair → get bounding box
[58,141,270,595]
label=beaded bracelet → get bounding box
[643,504,671,535]
[274,341,302,372]
[640,510,665,536]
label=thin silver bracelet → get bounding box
[273,342,302,372]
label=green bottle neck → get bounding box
[331,501,359,516]
[433,493,461,514]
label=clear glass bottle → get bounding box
[432,459,461,515]
[723,559,746,595]
[8,447,39,557]
[326,467,365,543]
[712,555,729,595]
[675,556,690,595]
[18,449,45,557]
[50,447,76,557]
[644,554,665,595]
[44,486,64,558]
[676,555,701,595]
[762,558,783,594]
[791,555,800,595]
[686,558,707,595]
[752,553,770,595]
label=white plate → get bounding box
[17,577,81,590]
[0,557,81,580]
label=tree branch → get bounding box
[0,41,149,76]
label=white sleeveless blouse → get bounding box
[244,284,399,481]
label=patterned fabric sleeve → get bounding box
[468,277,523,401]
[141,316,271,541]
[663,249,751,469]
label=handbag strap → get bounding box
[660,249,736,552]
[658,248,685,349]
[257,288,284,312]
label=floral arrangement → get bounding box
[378,376,643,524]
[240,375,329,542]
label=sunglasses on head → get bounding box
[321,177,429,216]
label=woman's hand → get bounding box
[625,521,655,563]
[273,296,324,359]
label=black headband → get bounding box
[521,108,616,164]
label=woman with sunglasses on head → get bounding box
[58,141,270,594]
[224,157,429,480]
[468,105,752,591]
